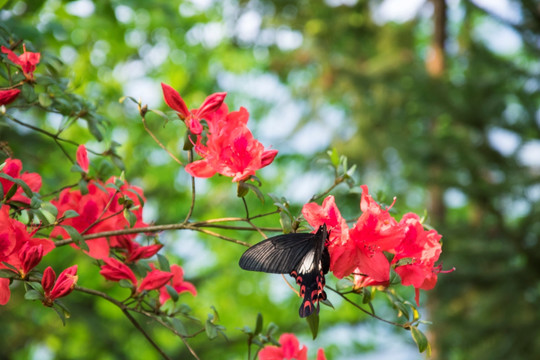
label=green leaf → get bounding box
[0,173,34,199]
[157,254,170,272]
[118,279,134,289]
[0,269,17,279]
[279,211,292,233]
[63,210,80,219]
[170,318,187,336]
[38,93,53,107]
[243,182,265,203]
[126,188,145,207]
[320,298,334,309]
[327,148,340,166]
[41,202,58,219]
[254,313,263,335]
[52,302,69,326]
[306,311,319,339]
[62,225,88,251]
[411,326,429,353]
[165,285,179,302]
[205,320,218,340]
[123,209,137,228]
[24,289,43,301]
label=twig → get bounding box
[141,115,183,166]
[183,149,196,223]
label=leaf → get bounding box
[0,269,17,279]
[243,182,265,203]
[0,173,34,198]
[63,210,80,219]
[320,298,334,309]
[123,209,137,228]
[165,285,179,302]
[38,93,53,107]
[306,311,319,340]
[157,254,171,272]
[411,326,429,353]
[62,225,88,251]
[126,188,145,207]
[170,318,187,336]
[24,289,43,301]
[205,320,218,340]
[254,313,263,335]
[279,211,292,233]
[52,302,67,326]
[327,148,340,167]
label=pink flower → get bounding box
[138,269,173,292]
[0,278,11,306]
[76,145,89,173]
[259,333,308,360]
[41,265,78,307]
[392,213,453,305]
[0,158,42,205]
[115,236,163,263]
[159,264,197,305]
[50,178,147,259]
[186,105,278,182]
[99,257,137,286]
[328,185,405,281]
[161,82,226,135]
[0,89,20,106]
[1,44,40,80]
[17,243,44,278]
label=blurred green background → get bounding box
[1,0,539,359]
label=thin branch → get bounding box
[242,197,267,238]
[188,226,251,247]
[183,149,196,223]
[141,115,183,166]
[4,114,79,146]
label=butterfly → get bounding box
[239,224,330,317]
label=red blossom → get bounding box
[161,82,226,135]
[159,264,197,305]
[391,213,453,305]
[76,145,89,173]
[186,105,278,182]
[41,265,78,306]
[0,278,10,306]
[330,185,405,281]
[138,269,173,292]
[0,89,20,106]
[259,333,308,360]
[0,158,42,205]
[17,243,43,278]
[115,236,163,263]
[1,44,40,80]
[50,178,147,259]
[99,257,137,286]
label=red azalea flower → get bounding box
[138,268,173,292]
[330,185,405,281]
[99,257,137,286]
[259,333,308,360]
[41,265,78,307]
[17,242,43,278]
[1,44,40,80]
[50,178,147,259]
[161,82,226,135]
[0,205,54,305]
[159,264,197,305]
[0,278,10,305]
[392,213,453,305]
[0,89,20,106]
[115,236,163,263]
[186,105,278,182]
[76,145,89,173]
[0,158,42,205]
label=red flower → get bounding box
[41,265,78,306]
[76,145,89,173]
[138,269,173,292]
[161,82,226,135]
[0,205,54,304]
[1,44,40,80]
[0,89,20,106]
[0,158,42,205]
[158,264,197,305]
[99,257,137,286]
[50,178,147,259]
[17,242,43,278]
[115,236,163,263]
[186,105,278,182]
[259,333,308,360]
[330,185,405,281]
[392,213,453,305]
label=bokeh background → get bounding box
[1,0,539,359]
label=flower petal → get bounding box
[76,145,89,172]
[161,83,189,118]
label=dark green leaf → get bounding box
[63,210,80,219]
[306,311,319,340]
[0,269,17,279]
[165,285,179,302]
[170,318,187,336]
[62,225,88,251]
[157,254,170,272]
[123,209,137,228]
[411,326,429,353]
[254,313,263,335]
[205,320,218,340]
[24,289,43,301]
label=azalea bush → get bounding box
[0,35,453,360]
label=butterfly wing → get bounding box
[239,233,316,274]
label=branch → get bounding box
[141,114,183,166]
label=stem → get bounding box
[183,149,196,223]
[141,115,183,166]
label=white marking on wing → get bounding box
[298,250,315,273]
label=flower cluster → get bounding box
[0,44,40,106]
[0,158,42,205]
[162,84,278,182]
[259,333,326,360]
[303,185,453,305]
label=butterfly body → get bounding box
[239,224,330,317]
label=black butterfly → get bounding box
[239,224,330,317]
